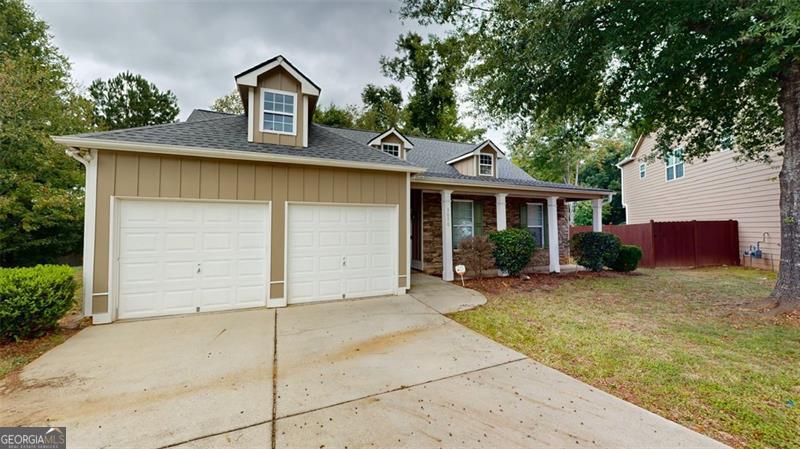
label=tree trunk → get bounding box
[773,61,800,310]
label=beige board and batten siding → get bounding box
[251,67,305,147]
[621,134,782,270]
[453,157,476,176]
[91,150,408,315]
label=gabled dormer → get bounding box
[446,140,505,177]
[235,55,320,148]
[367,127,414,161]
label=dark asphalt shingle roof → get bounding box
[320,126,609,193]
[61,109,608,193]
[65,113,414,168]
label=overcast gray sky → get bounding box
[30,0,505,145]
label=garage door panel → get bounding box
[117,200,269,320]
[287,204,396,304]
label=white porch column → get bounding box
[495,193,507,231]
[441,190,454,281]
[592,198,603,232]
[547,196,560,273]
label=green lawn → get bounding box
[450,267,799,449]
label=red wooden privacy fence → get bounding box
[569,220,739,268]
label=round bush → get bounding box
[610,244,643,272]
[0,265,76,341]
[569,232,621,272]
[488,228,536,276]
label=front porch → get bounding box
[410,184,605,281]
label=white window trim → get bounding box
[260,87,297,136]
[639,163,646,179]
[452,199,474,248]
[665,150,685,182]
[381,143,400,157]
[478,154,494,177]
[526,202,545,247]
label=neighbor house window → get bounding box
[381,143,400,157]
[639,163,646,179]
[479,154,494,176]
[526,203,545,246]
[452,200,474,248]
[261,89,296,135]
[666,149,684,181]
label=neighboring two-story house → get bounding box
[618,134,782,270]
[55,55,609,324]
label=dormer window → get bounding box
[479,154,494,176]
[261,88,296,135]
[382,143,400,157]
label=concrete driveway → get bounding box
[1,274,727,449]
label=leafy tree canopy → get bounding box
[358,84,405,131]
[400,0,800,306]
[381,33,484,142]
[210,90,244,115]
[0,0,93,265]
[89,71,179,130]
[313,103,358,129]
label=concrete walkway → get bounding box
[0,274,728,449]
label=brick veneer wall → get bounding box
[420,192,570,275]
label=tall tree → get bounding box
[356,84,404,131]
[578,130,636,225]
[210,90,244,115]
[313,103,358,128]
[0,0,93,266]
[89,71,179,130]
[381,33,484,142]
[401,0,800,310]
[509,121,591,185]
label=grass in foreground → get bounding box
[0,267,83,380]
[450,267,799,449]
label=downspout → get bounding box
[65,147,98,320]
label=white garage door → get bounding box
[116,200,270,319]
[287,204,397,304]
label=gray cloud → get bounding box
[30,0,505,144]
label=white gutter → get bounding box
[53,136,427,174]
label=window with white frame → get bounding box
[526,203,545,246]
[452,200,474,248]
[262,89,296,135]
[381,143,400,157]
[665,149,684,181]
[639,163,646,179]
[478,154,494,176]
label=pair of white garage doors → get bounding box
[115,200,397,320]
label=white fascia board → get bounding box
[367,128,415,149]
[474,140,506,158]
[446,140,507,166]
[53,137,427,174]
[236,58,321,96]
[410,176,610,199]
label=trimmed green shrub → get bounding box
[0,265,76,341]
[569,232,621,272]
[488,228,536,276]
[610,244,643,272]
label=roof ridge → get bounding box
[74,114,242,137]
[316,124,477,148]
[192,108,240,116]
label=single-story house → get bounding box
[618,134,782,270]
[56,55,610,324]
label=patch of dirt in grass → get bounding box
[0,320,87,381]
